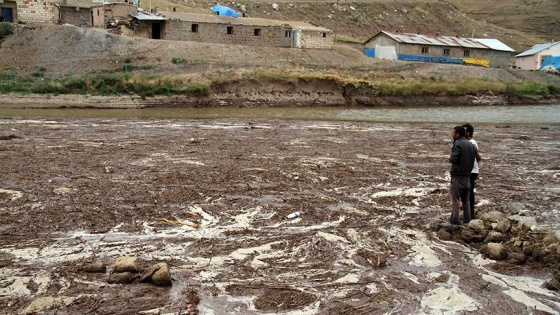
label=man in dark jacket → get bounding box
[443,126,476,227]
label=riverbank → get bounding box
[1,89,559,109]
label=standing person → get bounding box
[463,123,481,218]
[442,126,476,228]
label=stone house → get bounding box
[364,31,514,68]
[125,11,333,49]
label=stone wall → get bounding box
[59,7,90,26]
[165,20,292,48]
[298,30,333,49]
[16,0,57,23]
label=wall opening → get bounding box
[191,23,198,33]
[227,26,233,35]
[254,28,260,36]
[152,23,161,39]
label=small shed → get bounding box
[515,41,560,70]
[364,31,514,68]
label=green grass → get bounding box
[0,70,558,98]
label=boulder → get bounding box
[437,229,452,241]
[82,261,107,273]
[543,232,558,244]
[507,202,526,214]
[108,272,134,284]
[461,228,488,243]
[508,215,537,231]
[114,256,138,273]
[544,279,560,291]
[480,211,505,223]
[486,243,507,261]
[152,263,172,287]
[507,252,526,264]
[484,231,506,243]
[467,219,485,231]
[492,219,511,233]
[272,3,278,11]
[140,262,172,287]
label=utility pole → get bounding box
[335,0,340,41]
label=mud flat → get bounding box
[1,118,559,314]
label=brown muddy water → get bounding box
[1,105,560,314]
[1,104,559,124]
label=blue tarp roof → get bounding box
[211,5,240,18]
[541,56,560,70]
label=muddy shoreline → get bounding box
[1,91,560,109]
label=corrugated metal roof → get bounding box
[516,41,560,57]
[381,31,489,49]
[130,11,167,21]
[366,31,513,52]
[473,39,515,52]
[159,11,331,32]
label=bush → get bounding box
[0,22,14,40]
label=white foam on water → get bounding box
[0,189,23,201]
[384,228,442,268]
[332,273,360,284]
[372,187,435,198]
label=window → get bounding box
[285,30,291,38]
[191,24,198,33]
[254,28,261,36]
[322,32,327,38]
[443,48,450,56]
[464,50,470,57]
[227,26,233,35]
[421,47,429,54]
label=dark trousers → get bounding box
[469,173,478,217]
[449,176,471,224]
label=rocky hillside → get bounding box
[151,0,555,52]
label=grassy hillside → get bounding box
[146,0,551,52]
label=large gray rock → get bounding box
[467,219,485,231]
[492,219,511,233]
[485,243,508,261]
[272,3,278,11]
[508,215,537,231]
[507,202,526,214]
[480,211,505,223]
[484,231,506,243]
[114,256,138,273]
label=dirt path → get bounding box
[1,118,559,314]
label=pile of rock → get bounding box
[81,256,172,287]
[437,204,560,290]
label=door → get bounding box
[1,8,13,22]
[292,31,298,48]
[152,23,161,39]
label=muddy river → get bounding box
[1,105,559,314]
